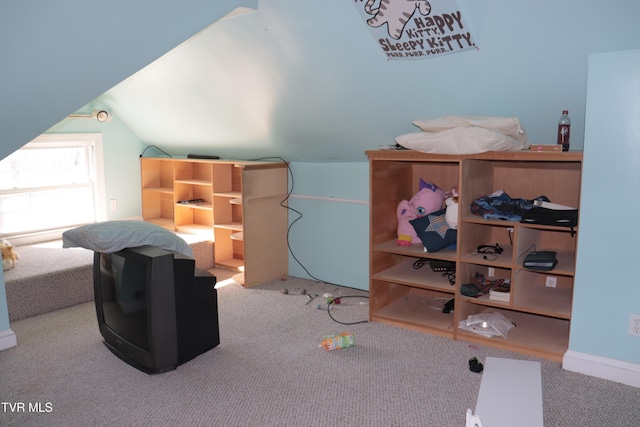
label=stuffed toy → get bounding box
[1,239,19,271]
[444,186,459,229]
[397,179,445,246]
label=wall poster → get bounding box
[353,0,477,60]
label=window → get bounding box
[0,134,106,243]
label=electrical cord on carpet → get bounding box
[250,156,369,326]
[325,295,370,325]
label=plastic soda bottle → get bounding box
[557,110,571,151]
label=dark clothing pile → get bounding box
[471,190,549,221]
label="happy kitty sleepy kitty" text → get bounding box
[379,12,475,58]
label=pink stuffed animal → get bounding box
[396,179,445,246]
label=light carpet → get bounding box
[1,273,639,426]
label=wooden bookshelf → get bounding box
[141,157,289,287]
[367,150,582,361]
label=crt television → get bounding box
[93,245,219,374]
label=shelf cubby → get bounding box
[141,158,174,228]
[141,190,174,228]
[141,158,174,191]
[511,269,573,318]
[372,256,456,293]
[370,279,455,338]
[515,227,577,274]
[455,304,570,361]
[458,222,514,268]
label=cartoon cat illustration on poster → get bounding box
[364,0,432,40]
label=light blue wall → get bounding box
[287,162,369,290]
[571,50,640,364]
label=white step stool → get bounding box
[466,357,543,427]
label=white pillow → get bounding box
[413,115,528,145]
[395,126,529,155]
[62,220,194,258]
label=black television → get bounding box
[93,245,219,374]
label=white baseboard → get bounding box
[0,328,17,351]
[563,350,640,388]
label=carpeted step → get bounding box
[4,238,214,321]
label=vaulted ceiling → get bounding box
[95,3,389,162]
[98,7,295,160]
[0,1,261,161]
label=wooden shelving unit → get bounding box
[367,149,582,361]
[141,157,289,287]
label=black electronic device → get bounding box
[93,246,219,374]
[443,298,455,314]
[523,251,558,271]
[187,154,220,159]
[430,260,456,272]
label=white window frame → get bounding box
[0,133,107,245]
